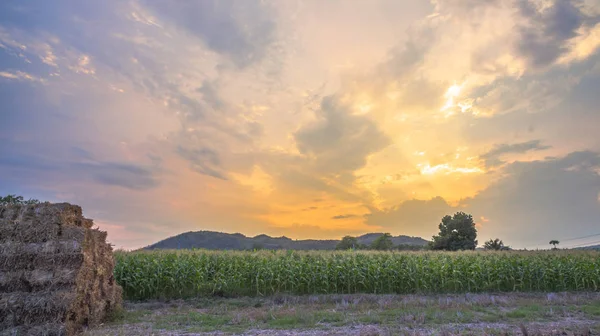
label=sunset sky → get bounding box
[1,0,600,250]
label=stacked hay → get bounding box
[0,203,122,336]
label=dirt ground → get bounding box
[84,292,600,335]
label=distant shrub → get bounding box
[0,194,41,206]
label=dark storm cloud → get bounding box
[141,0,277,68]
[480,140,551,167]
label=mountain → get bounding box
[143,231,429,250]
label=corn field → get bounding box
[114,250,600,300]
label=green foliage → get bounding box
[484,238,510,251]
[0,194,40,205]
[430,212,478,251]
[393,244,428,251]
[335,236,359,250]
[549,240,560,250]
[370,233,393,250]
[114,249,600,300]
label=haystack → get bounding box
[0,203,122,335]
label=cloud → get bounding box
[365,197,455,237]
[198,79,227,111]
[515,0,589,68]
[141,0,277,68]
[266,222,365,240]
[480,140,551,167]
[466,151,600,247]
[177,146,228,180]
[294,95,391,179]
[366,151,600,248]
[0,138,161,191]
[76,162,160,191]
[0,70,43,82]
[2,0,600,250]
[332,214,358,220]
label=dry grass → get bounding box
[84,292,600,335]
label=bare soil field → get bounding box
[84,292,600,335]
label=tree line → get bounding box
[335,234,427,251]
[337,212,512,251]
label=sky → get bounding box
[1,0,600,250]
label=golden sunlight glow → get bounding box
[353,93,375,115]
[254,195,374,237]
[229,165,274,196]
[441,82,464,115]
[356,102,373,114]
[418,163,483,175]
[458,100,473,113]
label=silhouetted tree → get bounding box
[430,212,478,251]
[336,236,359,250]
[549,240,560,250]
[371,233,394,250]
[484,238,510,251]
[394,244,427,251]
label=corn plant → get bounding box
[113,250,600,300]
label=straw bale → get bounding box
[0,205,21,221]
[0,203,122,335]
[59,227,86,242]
[7,220,60,243]
[29,203,83,228]
[0,254,34,271]
[0,226,14,242]
[0,271,24,292]
[0,291,75,326]
[0,241,18,254]
[0,268,78,291]
[0,253,85,272]
[0,241,83,256]
[33,253,85,270]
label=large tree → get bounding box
[336,236,359,250]
[370,233,394,250]
[430,212,478,251]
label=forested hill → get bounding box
[143,231,429,250]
